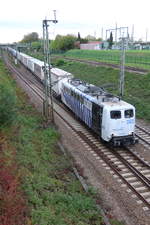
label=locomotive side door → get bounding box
[92,103,103,135]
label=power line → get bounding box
[106,26,129,42]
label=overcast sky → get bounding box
[0,0,150,43]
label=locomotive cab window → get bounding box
[110,111,121,119]
[71,90,74,96]
[125,109,134,118]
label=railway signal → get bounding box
[42,10,58,123]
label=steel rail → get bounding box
[135,125,150,146]
[135,134,150,146]
[136,125,150,136]
[78,132,150,209]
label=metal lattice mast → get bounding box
[106,26,129,44]
[42,11,58,122]
[119,37,126,97]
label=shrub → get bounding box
[0,83,17,128]
[55,59,65,66]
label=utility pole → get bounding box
[119,37,127,97]
[131,25,134,48]
[101,27,103,40]
[42,10,58,123]
[146,28,148,42]
[115,23,117,46]
[131,25,134,42]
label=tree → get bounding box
[51,34,77,51]
[20,32,39,43]
[96,37,103,41]
[76,32,88,44]
[80,38,88,44]
[108,32,113,49]
[77,32,81,41]
[31,41,42,51]
[85,35,96,41]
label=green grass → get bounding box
[12,89,103,225]
[24,48,150,70]
[0,58,105,225]
[27,49,150,70]
[110,219,125,225]
[63,49,150,70]
[0,59,17,128]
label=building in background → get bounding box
[80,41,102,50]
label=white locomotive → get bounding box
[7,47,136,146]
[61,79,136,146]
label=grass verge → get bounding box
[0,58,105,224]
[64,49,150,71]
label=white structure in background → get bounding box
[80,41,102,50]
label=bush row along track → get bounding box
[3,54,150,223]
[62,57,149,75]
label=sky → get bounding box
[0,0,150,43]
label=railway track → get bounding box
[52,110,150,211]
[4,54,150,213]
[135,124,150,149]
[78,130,150,210]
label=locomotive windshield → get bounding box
[124,109,134,118]
[110,111,121,119]
[110,109,134,119]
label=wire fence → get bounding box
[63,50,150,71]
[24,48,150,71]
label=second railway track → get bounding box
[135,124,150,149]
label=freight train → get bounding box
[7,47,137,146]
